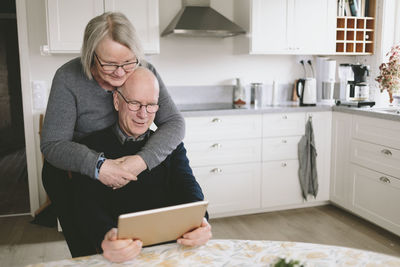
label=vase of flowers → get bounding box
[376,44,400,104]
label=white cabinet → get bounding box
[261,111,331,209]
[261,112,305,208]
[185,111,331,217]
[331,113,400,236]
[193,163,261,215]
[350,165,400,236]
[45,0,104,52]
[45,0,159,54]
[262,160,303,207]
[250,0,336,54]
[184,114,262,217]
[330,112,352,208]
[105,0,159,54]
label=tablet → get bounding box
[117,200,209,246]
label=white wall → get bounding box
[22,0,357,209]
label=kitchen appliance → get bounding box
[338,63,353,100]
[321,59,336,105]
[348,64,370,101]
[296,78,317,106]
[161,0,246,37]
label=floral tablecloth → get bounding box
[26,239,400,267]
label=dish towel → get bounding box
[298,116,318,200]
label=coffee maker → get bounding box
[348,64,369,101]
[336,63,375,107]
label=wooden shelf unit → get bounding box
[335,0,376,54]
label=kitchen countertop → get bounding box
[179,102,400,122]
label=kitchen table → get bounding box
[26,239,400,266]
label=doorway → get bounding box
[0,0,30,216]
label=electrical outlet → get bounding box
[296,55,315,77]
[295,55,314,65]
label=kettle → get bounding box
[296,78,317,106]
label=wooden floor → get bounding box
[1,205,399,266]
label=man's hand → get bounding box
[98,159,136,189]
[102,228,142,263]
[177,218,212,246]
[118,155,147,177]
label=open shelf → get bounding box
[335,0,376,54]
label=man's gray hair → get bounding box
[81,12,146,80]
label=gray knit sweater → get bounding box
[40,57,185,178]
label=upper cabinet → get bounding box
[250,0,336,55]
[45,0,159,54]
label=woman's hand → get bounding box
[177,218,212,246]
[118,155,147,177]
[98,159,136,188]
[102,228,142,263]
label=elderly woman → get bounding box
[40,12,185,257]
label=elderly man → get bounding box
[72,67,211,263]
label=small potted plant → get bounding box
[376,44,400,104]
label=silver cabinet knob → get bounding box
[281,162,287,167]
[381,149,392,156]
[282,115,288,119]
[211,143,222,149]
[282,139,287,143]
[379,176,391,184]
[212,118,221,123]
[210,168,222,173]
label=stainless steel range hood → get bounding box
[161,0,246,38]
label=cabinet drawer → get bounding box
[351,139,400,178]
[352,115,400,149]
[186,138,261,167]
[350,165,400,235]
[193,163,261,215]
[184,115,262,142]
[262,113,305,137]
[261,160,303,207]
[262,136,302,161]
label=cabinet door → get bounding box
[250,0,288,54]
[262,160,303,207]
[350,164,400,236]
[351,139,400,179]
[193,163,261,216]
[292,0,336,54]
[305,112,332,202]
[330,112,352,208]
[184,115,262,143]
[186,138,261,167]
[46,0,104,52]
[262,112,305,137]
[105,0,159,54]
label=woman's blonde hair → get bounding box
[81,12,145,79]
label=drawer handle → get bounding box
[210,168,222,173]
[212,118,221,123]
[211,143,222,149]
[282,139,287,143]
[379,176,391,184]
[281,162,287,167]
[381,149,392,156]
[282,115,288,119]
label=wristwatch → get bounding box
[95,154,106,180]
